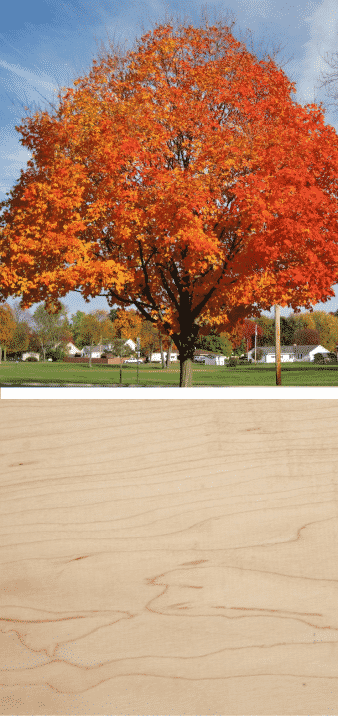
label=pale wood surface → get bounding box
[0,399,337,715]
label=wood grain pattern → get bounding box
[0,399,337,715]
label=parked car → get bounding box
[124,357,144,363]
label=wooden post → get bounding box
[275,304,281,386]
[136,337,140,385]
[119,341,123,385]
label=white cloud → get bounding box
[0,127,31,195]
[237,0,273,20]
[0,58,57,92]
[294,0,338,110]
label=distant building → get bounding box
[64,342,81,356]
[193,350,229,365]
[80,345,105,359]
[204,354,227,366]
[81,339,136,358]
[149,352,179,362]
[247,344,330,363]
[193,350,210,362]
[22,352,40,361]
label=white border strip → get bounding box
[2,387,338,398]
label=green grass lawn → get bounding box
[1,360,338,386]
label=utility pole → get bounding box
[119,341,123,385]
[275,304,281,385]
[136,337,140,385]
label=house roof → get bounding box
[194,349,212,356]
[67,342,81,351]
[55,341,80,349]
[82,345,106,351]
[248,344,329,354]
[82,341,133,351]
[194,349,229,357]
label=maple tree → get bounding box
[70,311,87,348]
[2,22,338,385]
[76,314,102,367]
[308,310,338,351]
[280,316,296,346]
[6,321,30,357]
[227,318,264,353]
[0,302,30,360]
[195,327,233,356]
[0,304,16,362]
[293,326,320,346]
[0,299,31,358]
[90,309,115,351]
[111,308,143,344]
[32,302,71,361]
[138,318,162,362]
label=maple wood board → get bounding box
[0,398,337,716]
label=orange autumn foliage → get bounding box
[1,21,338,384]
[0,303,16,359]
[111,308,143,342]
[227,318,264,351]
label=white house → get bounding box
[53,341,81,355]
[247,344,331,363]
[99,339,136,352]
[296,345,331,361]
[125,339,136,352]
[204,354,227,366]
[81,345,105,359]
[81,339,136,358]
[22,352,40,361]
[64,342,81,356]
[193,350,210,363]
[149,351,179,362]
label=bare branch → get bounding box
[314,41,338,113]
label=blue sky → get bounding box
[1,0,338,320]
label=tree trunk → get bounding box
[172,321,199,387]
[42,347,46,362]
[0,345,2,363]
[180,357,193,387]
[3,346,6,362]
[89,345,92,368]
[166,338,173,368]
[178,331,198,387]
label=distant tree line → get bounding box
[1,301,338,363]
